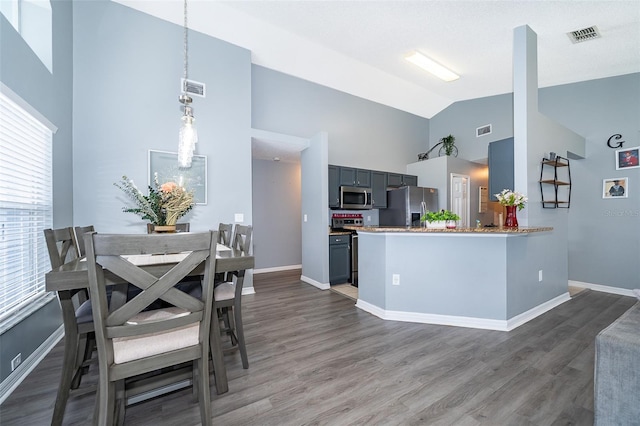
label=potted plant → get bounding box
[114,174,194,231]
[421,209,461,229]
[440,134,456,156]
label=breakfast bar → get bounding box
[352,226,569,331]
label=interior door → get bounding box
[451,174,470,227]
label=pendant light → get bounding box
[178,0,197,168]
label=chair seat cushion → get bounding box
[214,282,235,301]
[113,307,199,364]
[75,300,94,324]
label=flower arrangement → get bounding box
[421,209,461,222]
[114,174,194,226]
[495,189,527,210]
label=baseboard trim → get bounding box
[301,275,330,290]
[0,325,64,404]
[254,265,302,274]
[505,292,571,330]
[355,292,571,332]
[242,286,255,295]
[569,280,636,297]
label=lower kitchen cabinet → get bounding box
[329,235,350,284]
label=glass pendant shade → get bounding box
[178,107,198,168]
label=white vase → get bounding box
[426,220,446,229]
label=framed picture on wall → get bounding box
[602,177,628,199]
[615,146,640,170]
[148,150,207,204]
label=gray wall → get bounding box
[540,74,640,289]
[72,1,252,236]
[251,65,430,173]
[0,0,72,383]
[431,72,640,290]
[251,159,302,270]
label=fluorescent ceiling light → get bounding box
[405,51,459,82]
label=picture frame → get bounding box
[148,150,207,204]
[602,177,628,199]
[615,146,640,170]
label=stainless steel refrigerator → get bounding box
[379,186,439,226]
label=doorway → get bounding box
[450,173,470,227]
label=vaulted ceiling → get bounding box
[114,0,640,161]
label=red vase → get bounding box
[504,205,518,228]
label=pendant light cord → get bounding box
[183,0,189,83]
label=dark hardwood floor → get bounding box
[1,270,635,425]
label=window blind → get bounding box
[0,90,53,324]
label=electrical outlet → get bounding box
[392,274,400,285]
[234,213,244,223]
[11,353,21,371]
[303,214,308,222]
[538,270,543,282]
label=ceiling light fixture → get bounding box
[178,0,198,168]
[405,51,459,82]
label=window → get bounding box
[0,0,52,73]
[0,84,56,327]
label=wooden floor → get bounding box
[1,270,636,425]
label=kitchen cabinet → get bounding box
[329,235,351,284]
[340,167,371,187]
[488,137,514,201]
[539,156,571,208]
[371,171,388,209]
[328,165,340,208]
[387,173,418,188]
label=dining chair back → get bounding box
[218,223,233,247]
[44,227,94,426]
[74,225,95,257]
[84,231,217,426]
[231,225,252,253]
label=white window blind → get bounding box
[0,88,54,325]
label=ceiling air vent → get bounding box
[567,26,601,43]
[181,78,206,98]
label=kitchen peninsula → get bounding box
[351,225,570,331]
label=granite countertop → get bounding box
[346,225,553,234]
[329,230,353,236]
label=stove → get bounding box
[331,214,362,287]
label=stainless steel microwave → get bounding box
[340,186,372,210]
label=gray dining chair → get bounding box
[44,227,95,426]
[74,225,95,257]
[215,225,252,369]
[84,231,217,426]
[230,224,252,253]
[218,223,233,247]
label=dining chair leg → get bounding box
[233,304,249,369]
[197,357,212,426]
[52,295,80,426]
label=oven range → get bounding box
[331,213,362,287]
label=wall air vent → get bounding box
[476,124,492,137]
[181,78,206,98]
[567,26,601,43]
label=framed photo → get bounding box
[603,177,628,199]
[615,146,640,170]
[148,150,207,204]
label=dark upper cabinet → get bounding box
[371,171,388,209]
[339,167,371,187]
[488,137,514,201]
[387,173,418,188]
[328,165,340,208]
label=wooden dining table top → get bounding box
[45,244,254,292]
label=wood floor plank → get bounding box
[1,270,636,425]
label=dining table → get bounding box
[45,241,254,401]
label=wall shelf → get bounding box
[539,156,571,208]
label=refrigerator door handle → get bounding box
[421,201,427,217]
